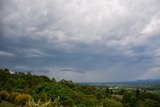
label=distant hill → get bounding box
[77,79,160,87]
[131,79,160,83]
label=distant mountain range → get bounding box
[129,79,160,83]
[77,79,160,86]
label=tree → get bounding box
[120,89,125,95]
[109,90,113,94]
[105,88,109,94]
[39,75,50,82]
[0,69,10,86]
[122,92,137,107]
[135,89,140,100]
[51,77,56,82]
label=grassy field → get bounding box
[0,100,14,107]
[148,90,160,95]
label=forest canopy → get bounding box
[0,68,160,107]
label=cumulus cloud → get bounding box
[0,0,160,82]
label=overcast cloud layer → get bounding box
[0,0,160,82]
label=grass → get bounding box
[0,100,14,107]
[148,90,160,95]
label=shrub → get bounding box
[6,92,19,103]
[52,96,61,107]
[39,93,51,103]
[25,99,36,107]
[6,92,35,107]
[14,93,33,106]
[0,91,9,100]
[61,98,75,107]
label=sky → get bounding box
[0,0,160,82]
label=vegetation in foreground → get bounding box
[0,68,160,107]
[0,100,14,107]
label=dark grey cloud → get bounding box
[60,68,85,73]
[0,0,160,82]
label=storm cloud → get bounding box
[0,0,160,82]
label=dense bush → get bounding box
[61,98,75,107]
[0,91,9,100]
[139,92,160,101]
[6,92,19,103]
[103,98,124,107]
[39,93,51,103]
[14,93,33,106]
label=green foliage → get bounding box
[61,98,75,107]
[137,99,160,107]
[6,92,19,103]
[83,96,98,106]
[122,92,137,107]
[0,68,160,107]
[39,93,51,103]
[105,88,110,95]
[59,79,75,89]
[0,69,10,87]
[52,96,61,107]
[51,77,56,82]
[103,98,124,107]
[139,92,160,101]
[109,89,113,94]
[96,91,104,101]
